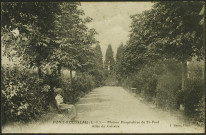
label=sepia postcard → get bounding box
[1,1,205,134]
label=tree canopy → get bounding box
[117,1,204,89]
[2,2,98,78]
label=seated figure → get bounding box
[54,87,76,119]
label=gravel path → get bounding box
[2,86,204,133]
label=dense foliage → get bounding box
[88,44,105,86]
[1,66,47,124]
[115,1,205,126]
[104,44,115,74]
[1,1,205,127]
[1,2,103,124]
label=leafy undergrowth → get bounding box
[124,87,204,128]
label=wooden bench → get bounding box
[131,88,141,94]
[131,88,137,93]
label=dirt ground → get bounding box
[2,86,204,133]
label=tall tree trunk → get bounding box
[70,70,73,88]
[70,70,74,102]
[181,61,187,90]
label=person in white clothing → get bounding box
[55,92,64,106]
[54,87,76,119]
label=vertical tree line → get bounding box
[104,44,115,74]
[116,1,204,89]
[1,2,104,124]
[2,2,102,85]
[115,1,204,125]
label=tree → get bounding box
[117,10,161,79]
[104,44,115,73]
[146,1,204,89]
[1,2,61,78]
[94,44,103,69]
[116,43,124,65]
[52,2,98,78]
[88,44,105,86]
[120,1,204,90]
[115,43,125,84]
[1,2,98,106]
[1,2,63,110]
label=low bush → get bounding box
[196,97,205,126]
[181,78,204,116]
[1,66,50,124]
[179,62,204,125]
[156,72,181,109]
[62,74,95,104]
[135,67,158,101]
[124,62,165,101]
[89,69,105,87]
[56,76,72,104]
[2,66,98,125]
